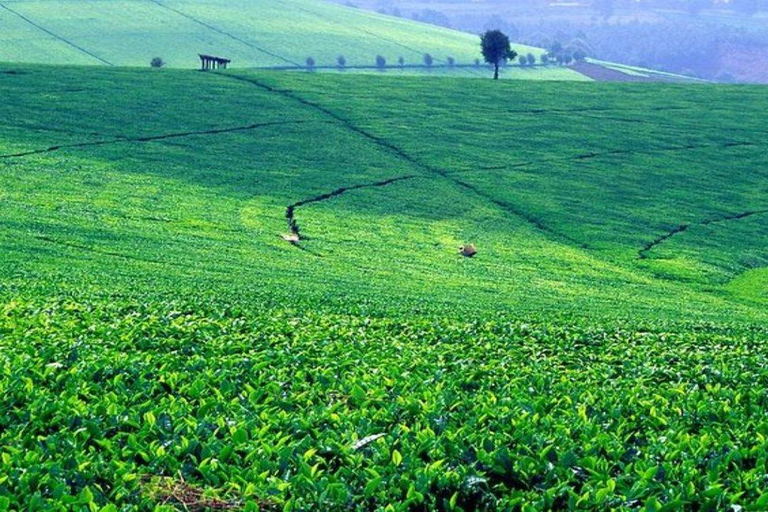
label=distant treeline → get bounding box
[520,19,768,82]
[341,0,768,82]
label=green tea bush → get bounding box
[2,296,768,510]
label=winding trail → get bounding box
[0,120,320,159]
[639,209,768,259]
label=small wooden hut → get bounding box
[199,54,231,71]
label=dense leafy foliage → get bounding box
[3,297,768,510]
[1,65,767,509]
[481,30,517,79]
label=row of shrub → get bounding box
[303,52,585,70]
[306,54,452,70]
[148,51,587,70]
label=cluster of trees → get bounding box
[547,42,589,65]
[478,35,588,70]
[517,53,538,66]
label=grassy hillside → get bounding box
[2,66,764,318]
[0,0,594,80]
[1,65,768,509]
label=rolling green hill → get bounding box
[0,0,674,81]
[1,65,767,509]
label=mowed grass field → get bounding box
[0,0,592,81]
[1,65,768,510]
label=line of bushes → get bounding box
[300,53,573,71]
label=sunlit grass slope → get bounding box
[0,0,588,79]
[2,66,765,315]
[1,65,765,319]
[270,72,768,291]
[2,65,768,510]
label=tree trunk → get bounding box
[494,63,499,80]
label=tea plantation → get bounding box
[1,65,768,510]
[0,0,661,81]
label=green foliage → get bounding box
[0,65,767,509]
[480,30,518,78]
[2,297,768,510]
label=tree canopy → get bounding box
[481,30,517,80]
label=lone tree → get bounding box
[150,57,165,68]
[481,30,517,79]
[423,53,434,68]
[376,55,387,70]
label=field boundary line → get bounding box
[445,141,757,175]
[0,120,321,159]
[0,2,114,66]
[639,209,768,259]
[146,0,300,67]
[219,73,568,241]
[0,121,111,137]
